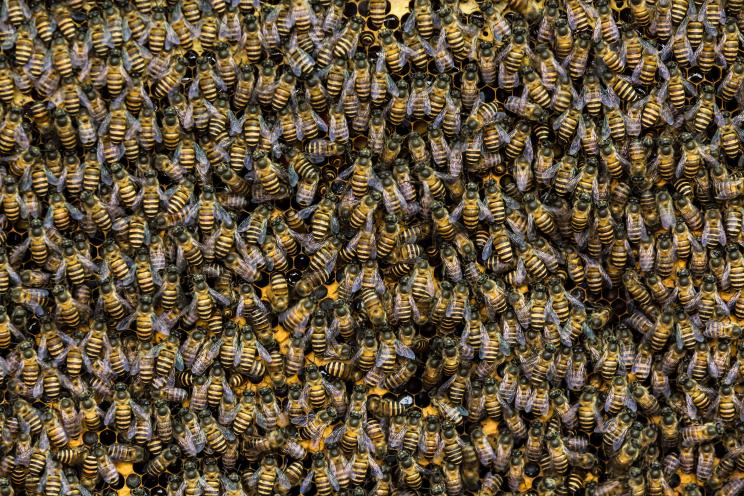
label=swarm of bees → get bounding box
[2,0,744,494]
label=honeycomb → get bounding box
[0,0,742,495]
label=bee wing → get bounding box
[288,468,315,496]
[603,385,621,413]
[103,401,117,426]
[14,438,34,465]
[722,364,739,384]
[447,199,465,223]
[566,357,587,390]
[707,352,723,379]
[365,452,384,480]
[291,410,316,427]
[391,288,410,321]
[178,425,199,456]
[203,288,230,307]
[564,1,587,30]
[389,418,411,450]
[327,418,352,446]
[523,387,540,414]
[558,319,573,347]
[252,338,273,364]
[404,86,418,116]
[685,394,700,420]
[27,371,43,398]
[365,365,386,387]
[8,237,30,265]
[701,218,716,247]
[49,256,68,284]
[374,341,394,368]
[276,468,292,487]
[389,338,415,361]
[110,301,139,331]
[479,327,500,360]
[568,119,585,156]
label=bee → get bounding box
[702,208,726,247]
[681,422,724,445]
[714,383,739,422]
[602,70,640,103]
[334,14,364,54]
[679,374,715,415]
[656,69,681,116]
[392,450,422,489]
[402,74,431,122]
[566,31,593,80]
[471,41,498,85]
[363,393,413,418]
[378,29,407,74]
[302,452,337,496]
[104,383,135,434]
[144,445,180,477]
[713,111,744,161]
[717,19,742,67]
[720,61,744,100]
[41,407,70,449]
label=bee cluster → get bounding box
[2,0,744,494]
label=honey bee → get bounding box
[0,0,735,491]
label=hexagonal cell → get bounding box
[100,429,116,445]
